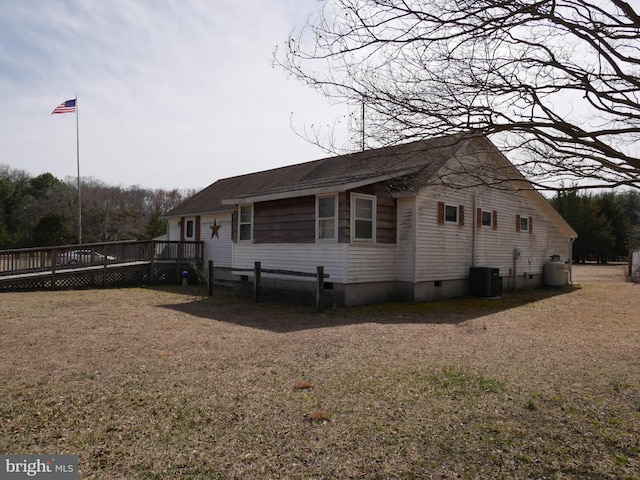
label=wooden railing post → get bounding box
[102,248,108,286]
[148,240,157,285]
[176,242,183,283]
[149,241,156,285]
[50,248,57,290]
[316,266,324,312]
[254,261,261,302]
[208,260,214,297]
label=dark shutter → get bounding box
[458,205,465,227]
[492,210,498,230]
[231,211,237,243]
[438,202,445,225]
[477,208,482,229]
[516,214,521,232]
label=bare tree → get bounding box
[278,0,640,190]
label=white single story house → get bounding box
[164,134,577,306]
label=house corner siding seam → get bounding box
[413,198,418,286]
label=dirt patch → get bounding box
[1,264,639,479]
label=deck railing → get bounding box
[0,240,204,276]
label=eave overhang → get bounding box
[221,168,422,205]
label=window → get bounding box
[239,205,253,241]
[516,214,532,233]
[317,195,337,241]
[438,202,464,227]
[352,194,376,241]
[477,209,498,230]
[445,205,458,223]
[185,220,194,239]
[181,218,195,240]
[481,211,492,227]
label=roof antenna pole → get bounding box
[361,98,365,152]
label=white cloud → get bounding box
[0,0,350,189]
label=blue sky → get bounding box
[0,0,350,190]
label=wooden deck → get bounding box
[0,240,204,291]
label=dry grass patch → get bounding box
[294,380,314,390]
[1,265,639,479]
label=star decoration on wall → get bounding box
[210,219,221,238]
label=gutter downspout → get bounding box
[472,191,478,267]
[413,197,418,288]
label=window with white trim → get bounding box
[516,214,532,233]
[445,204,458,224]
[351,193,376,241]
[477,208,497,230]
[438,201,465,227]
[185,219,195,239]
[239,204,253,241]
[520,216,528,232]
[317,194,337,241]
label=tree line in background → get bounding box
[0,164,195,249]
[550,189,640,264]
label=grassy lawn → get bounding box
[1,265,639,479]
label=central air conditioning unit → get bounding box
[469,267,501,297]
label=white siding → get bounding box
[233,242,403,285]
[346,243,398,283]
[412,184,573,282]
[415,187,475,281]
[473,188,571,276]
[396,197,416,282]
[167,219,180,241]
[200,214,233,268]
[233,243,347,283]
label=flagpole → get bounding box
[76,96,82,244]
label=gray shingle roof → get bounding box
[166,134,481,217]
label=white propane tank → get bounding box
[544,255,567,287]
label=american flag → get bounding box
[51,99,76,114]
